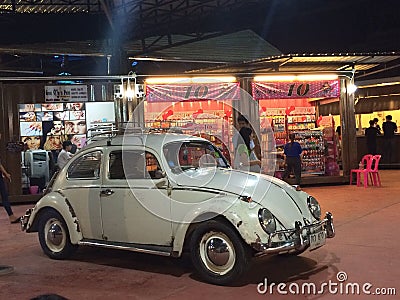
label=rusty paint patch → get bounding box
[64,198,80,232]
[73,219,81,233]
[64,198,77,218]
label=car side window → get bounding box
[67,150,102,179]
[109,150,162,180]
[163,141,228,173]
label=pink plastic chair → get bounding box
[369,155,382,187]
[350,154,373,188]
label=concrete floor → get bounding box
[1,170,399,299]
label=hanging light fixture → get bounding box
[126,71,136,101]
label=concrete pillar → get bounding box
[340,77,358,176]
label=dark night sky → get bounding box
[2,0,399,54]
[236,0,400,53]
[1,0,400,76]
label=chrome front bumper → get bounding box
[252,212,335,256]
[20,208,33,231]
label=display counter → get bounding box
[356,134,400,168]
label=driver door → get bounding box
[100,147,172,246]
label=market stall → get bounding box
[144,77,241,162]
[252,75,342,181]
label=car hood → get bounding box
[172,168,312,228]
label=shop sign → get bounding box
[252,80,339,100]
[45,85,88,102]
[146,82,240,102]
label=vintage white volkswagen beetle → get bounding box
[21,133,335,285]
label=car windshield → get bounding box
[163,141,229,174]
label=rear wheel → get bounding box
[38,209,77,259]
[190,220,251,285]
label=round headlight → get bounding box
[258,208,276,234]
[307,196,321,220]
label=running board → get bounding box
[79,239,172,257]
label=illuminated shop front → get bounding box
[1,81,116,201]
[252,74,343,180]
[354,79,400,166]
[144,77,241,162]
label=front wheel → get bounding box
[38,209,77,260]
[190,220,251,285]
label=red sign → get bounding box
[252,80,340,100]
[146,82,240,102]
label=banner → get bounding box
[45,85,88,102]
[252,80,339,100]
[146,82,240,102]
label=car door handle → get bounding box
[100,189,114,196]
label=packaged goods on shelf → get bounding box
[294,130,325,175]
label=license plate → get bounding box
[309,230,326,251]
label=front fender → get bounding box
[26,191,83,244]
[172,195,269,255]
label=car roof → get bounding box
[85,132,209,150]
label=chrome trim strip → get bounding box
[174,186,230,195]
[78,240,172,257]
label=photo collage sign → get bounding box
[19,103,87,151]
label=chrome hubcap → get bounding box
[48,223,63,246]
[206,238,230,266]
[45,218,66,252]
[199,231,235,275]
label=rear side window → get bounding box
[67,151,102,179]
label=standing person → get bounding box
[365,120,381,154]
[234,127,261,172]
[373,118,381,132]
[232,114,262,167]
[232,114,249,151]
[57,141,74,169]
[382,115,397,163]
[282,133,303,190]
[0,134,20,223]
